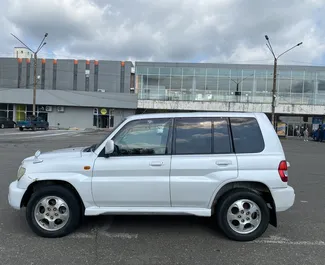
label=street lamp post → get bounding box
[264,35,302,128]
[11,33,48,116]
[230,73,254,101]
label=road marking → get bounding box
[66,232,95,239]
[0,130,68,136]
[250,236,325,246]
[18,132,75,139]
[0,132,77,140]
[99,232,139,239]
[301,200,308,203]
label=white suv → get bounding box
[8,112,295,241]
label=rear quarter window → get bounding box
[230,117,265,153]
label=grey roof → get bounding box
[0,88,137,109]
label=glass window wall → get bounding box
[135,65,325,105]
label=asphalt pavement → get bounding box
[0,129,324,265]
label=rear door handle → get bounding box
[216,160,232,166]
[150,161,164,167]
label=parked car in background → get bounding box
[0,117,16,129]
[17,116,49,131]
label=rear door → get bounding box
[170,117,238,208]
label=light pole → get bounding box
[11,33,48,116]
[265,35,302,128]
[230,73,254,100]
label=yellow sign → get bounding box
[276,122,286,137]
[100,108,107,115]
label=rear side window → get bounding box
[230,117,265,153]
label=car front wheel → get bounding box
[26,185,82,238]
[216,189,270,241]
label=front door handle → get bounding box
[150,161,164,167]
[216,160,232,166]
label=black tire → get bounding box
[19,127,23,131]
[215,188,270,242]
[0,124,4,129]
[32,126,36,131]
[26,185,82,238]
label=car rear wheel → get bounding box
[26,185,82,238]
[19,127,23,131]
[215,188,270,241]
[0,124,4,129]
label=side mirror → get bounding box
[105,140,114,155]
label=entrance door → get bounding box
[92,118,173,207]
[98,115,110,128]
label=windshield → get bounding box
[85,118,127,152]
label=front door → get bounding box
[170,117,238,208]
[92,118,173,207]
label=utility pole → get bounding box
[11,33,48,116]
[230,73,254,101]
[264,35,302,128]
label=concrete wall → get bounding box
[47,107,136,129]
[0,58,134,93]
[48,106,93,128]
[138,99,325,115]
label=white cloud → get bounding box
[0,0,324,65]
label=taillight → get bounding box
[278,160,288,182]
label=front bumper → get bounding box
[8,180,26,210]
[271,185,295,212]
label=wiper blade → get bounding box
[84,144,96,152]
[90,144,97,152]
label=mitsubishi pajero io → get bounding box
[8,112,295,241]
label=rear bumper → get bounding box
[271,185,295,212]
[8,181,26,210]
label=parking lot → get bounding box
[0,129,324,265]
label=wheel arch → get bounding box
[21,180,85,212]
[210,181,277,227]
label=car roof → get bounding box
[127,112,265,121]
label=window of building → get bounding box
[113,118,172,156]
[148,67,159,75]
[183,68,194,76]
[230,117,265,153]
[136,67,147,75]
[174,118,212,154]
[160,67,171,76]
[213,118,232,154]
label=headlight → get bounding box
[17,166,26,180]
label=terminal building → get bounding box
[134,61,325,136]
[0,58,137,129]
[1,58,325,135]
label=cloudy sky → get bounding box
[1,0,325,65]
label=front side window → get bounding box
[174,118,212,154]
[230,117,265,153]
[113,118,172,156]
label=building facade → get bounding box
[134,61,325,136]
[2,57,325,135]
[14,47,34,59]
[0,58,137,129]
